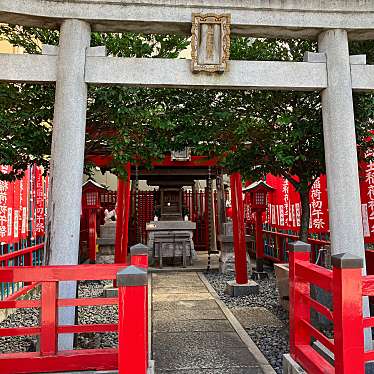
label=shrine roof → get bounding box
[243,180,274,193]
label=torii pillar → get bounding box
[46,19,91,350]
[225,172,258,296]
[318,29,371,348]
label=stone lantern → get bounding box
[243,181,274,279]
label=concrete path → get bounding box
[151,272,274,374]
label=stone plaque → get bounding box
[191,13,231,73]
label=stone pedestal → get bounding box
[274,263,290,311]
[224,280,259,297]
[218,222,251,274]
[146,221,196,266]
[97,221,116,255]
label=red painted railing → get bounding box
[0,250,149,374]
[0,243,43,267]
[289,241,373,373]
[245,226,330,263]
[0,242,44,300]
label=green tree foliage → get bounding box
[0,25,189,179]
[1,25,374,239]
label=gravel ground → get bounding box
[0,280,118,353]
[204,269,289,374]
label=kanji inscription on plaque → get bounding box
[191,13,231,73]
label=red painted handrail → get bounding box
[0,243,44,263]
[290,245,367,373]
[0,253,149,374]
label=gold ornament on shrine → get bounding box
[191,13,231,73]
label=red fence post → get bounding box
[332,253,365,374]
[288,241,311,358]
[130,243,149,363]
[117,266,148,374]
[40,281,58,356]
[130,243,149,267]
[230,172,248,284]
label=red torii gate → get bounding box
[85,154,250,285]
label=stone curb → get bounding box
[198,272,276,374]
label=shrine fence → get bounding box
[289,241,374,373]
[247,224,330,264]
[0,251,149,374]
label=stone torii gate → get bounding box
[1,0,374,347]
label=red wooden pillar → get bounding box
[332,253,364,374]
[117,265,148,374]
[120,163,131,264]
[88,208,97,263]
[255,210,265,272]
[230,172,248,284]
[115,179,125,264]
[288,241,310,358]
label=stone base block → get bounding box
[98,245,115,255]
[283,354,306,374]
[224,280,259,297]
[103,285,118,298]
[251,271,269,280]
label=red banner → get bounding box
[13,179,20,241]
[35,166,45,237]
[360,151,374,243]
[266,174,329,234]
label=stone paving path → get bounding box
[152,272,272,373]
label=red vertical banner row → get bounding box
[266,174,329,234]
[266,174,302,232]
[0,164,47,245]
[0,166,11,244]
